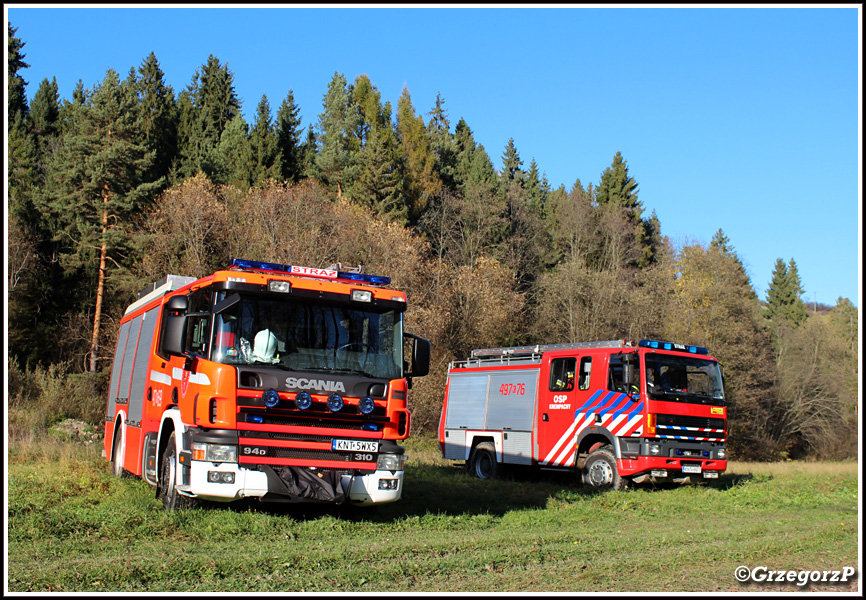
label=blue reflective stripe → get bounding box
[574,390,605,415]
[584,391,616,416]
[627,401,644,420]
[611,397,636,420]
[598,392,627,417]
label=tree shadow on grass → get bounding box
[215,462,612,522]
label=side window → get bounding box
[183,288,213,358]
[549,357,577,392]
[608,353,639,393]
[608,357,625,392]
[578,356,592,391]
[186,315,211,356]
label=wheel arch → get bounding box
[575,428,617,469]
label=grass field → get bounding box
[6,433,860,593]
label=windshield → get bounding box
[644,353,725,406]
[210,292,403,380]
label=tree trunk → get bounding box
[89,189,109,373]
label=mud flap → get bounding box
[261,465,347,504]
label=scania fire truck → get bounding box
[439,340,727,489]
[104,259,430,508]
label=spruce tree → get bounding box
[348,77,404,220]
[427,93,457,191]
[313,72,361,198]
[396,86,441,221]
[785,258,808,325]
[137,52,177,185]
[7,23,29,123]
[175,55,241,180]
[213,113,252,188]
[500,138,524,186]
[275,89,303,182]
[249,94,279,185]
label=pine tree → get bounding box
[39,69,162,372]
[275,89,303,182]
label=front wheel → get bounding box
[468,442,498,479]
[158,432,197,510]
[582,445,628,491]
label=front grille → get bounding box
[657,414,725,430]
[242,414,374,431]
[239,430,347,444]
[262,447,371,462]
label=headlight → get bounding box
[327,394,344,412]
[295,391,312,410]
[377,453,404,471]
[192,443,238,463]
[262,388,280,408]
[717,448,727,459]
[358,396,376,415]
[648,444,661,455]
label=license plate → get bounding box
[683,464,702,474]
[333,439,378,452]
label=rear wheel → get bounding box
[111,428,125,477]
[582,445,628,490]
[158,432,197,510]
[468,442,498,479]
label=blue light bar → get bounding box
[638,339,708,355]
[228,258,391,286]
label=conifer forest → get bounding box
[7,24,858,460]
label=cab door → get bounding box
[537,353,582,468]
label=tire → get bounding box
[111,429,125,478]
[158,432,197,510]
[468,442,498,479]
[582,445,628,491]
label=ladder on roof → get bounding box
[470,340,630,359]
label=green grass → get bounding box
[6,434,859,592]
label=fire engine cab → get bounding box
[439,340,727,489]
[104,259,429,508]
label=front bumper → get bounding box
[617,437,727,479]
[185,461,404,505]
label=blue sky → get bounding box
[6,5,861,308]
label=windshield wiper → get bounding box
[326,367,379,378]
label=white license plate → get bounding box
[683,464,702,474]
[333,439,378,452]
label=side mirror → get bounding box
[162,295,189,357]
[404,333,430,378]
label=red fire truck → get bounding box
[103,259,429,508]
[438,340,727,489]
